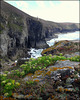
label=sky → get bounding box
[4,0,79,23]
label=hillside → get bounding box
[0,1,80,60]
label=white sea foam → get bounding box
[28,48,43,58]
[47,31,79,46]
[26,31,80,59]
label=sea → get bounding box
[28,31,79,58]
[15,31,79,62]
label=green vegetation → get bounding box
[20,54,80,77]
[0,54,80,98]
[8,22,23,32]
[67,56,80,62]
[20,54,66,75]
[0,74,20,97]
[26,80,38,85]
[7,13,24,32]
[41,40,79,55]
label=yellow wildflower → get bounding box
[3,74,7,77]
[4,93,9,96]
[2,81,6,84]
[12,80,15,85]
[7,82,11,85]
[15,82,20,86]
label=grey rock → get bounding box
[17,95,24,99]
[16,58,29,66]
[0,72,4,74]
[36,41,49,49]
[64,54,72,58]
[66,78,74,84]
[53,60,79,68]
[13,93,24,99]
[64,52,79,58]
[64,85,73,88]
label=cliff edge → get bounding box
[0,1,80,60]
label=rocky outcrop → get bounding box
[0,1,80,60]
[1,52,79,100]
[41,40,80,55]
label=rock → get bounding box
[17,95,24,99]
[66,78,74,84]
[12,93,24,99]
[53,60,79,68]
[74,52,79,55]
[36,41,49,49]
[74,65,80,71]
[23,73,33,81]
[24,94,33,99]
[41,40,80,55]
[64,52,80,58]
[0,72,4,74]
[51,72,61,81]
[64,85,73,88]
[16,58,29,66]
[64,54,72,58]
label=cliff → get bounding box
[0,1,80,60]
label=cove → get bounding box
[47,31,79,46]
[28,31,79,58]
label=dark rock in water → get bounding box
[16,58,29,66]
[36,41,49,49]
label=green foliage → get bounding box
[0,54,80,97]
[67,56,80,62]
[20,71,25,77]
[26,80,36,85]
[20,54,56,75]
[4,71,9,74]
[0,74,20,97]
[8,22,23,32]
[7,13,23,32]
[20,55,80,77]
[74,71,78,75]
[15,69,21,77]
[59,53,63,56]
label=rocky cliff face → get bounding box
[0,1,80,60]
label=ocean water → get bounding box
[28,31,79,58]
[47,31,79,46]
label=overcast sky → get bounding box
[5,0,79,23]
